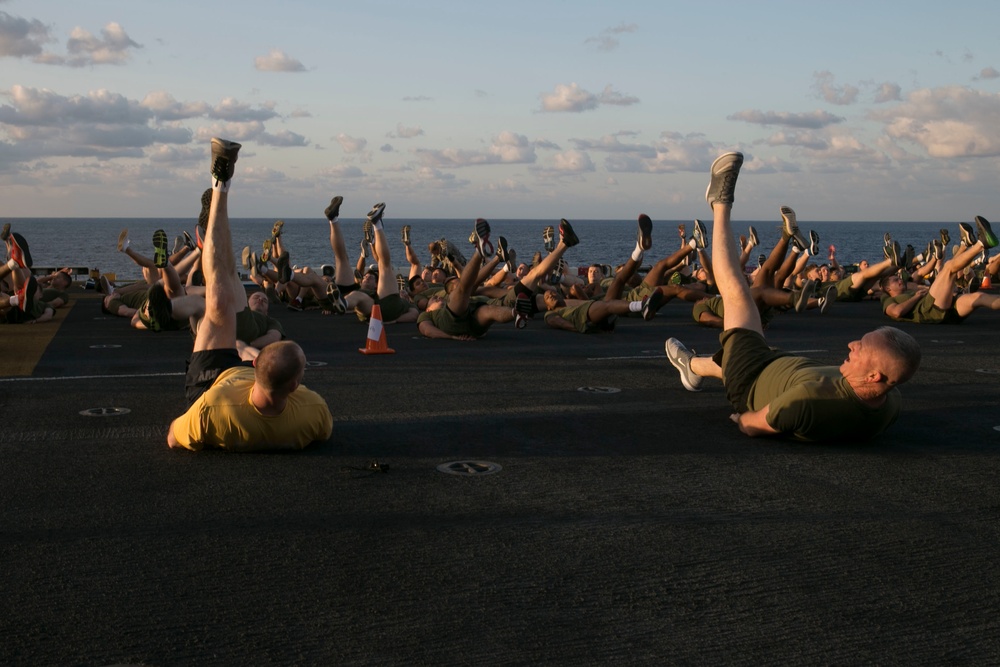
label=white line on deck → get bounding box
[0,372,185,383]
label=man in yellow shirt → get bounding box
[167,138,332,451]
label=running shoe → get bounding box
[183,230,195,250]
[748,225,759,248]
[363,218,375,246]
[401,225,411,246]
[16,275,36,313]
[975,215,998,249]
[198,188,212,229]
[637,214,653,251]
[324,196,343,221]
[559,218,579,248]
[780,206,798,239]
[793,280,815,312]
[903,244,915,268]
[939,228,950,246]
[641,289,664,321]
[705,151,743,209]
[691,219,708,250]
[505,247,518,273]
[497,236,510,264]
[542,225,555,252]
[665,338,703,392]
[326,282,348,314]
[152,229,169,268]
[473,218,494,258]
[117,229,129,253]
[8,232,32,269]
[275,251,292,283]
[514,292,532,329]
[884,240,901,267]
[367,202,385,226]
[261,238,272,263]
[0,223,9,242]
[272,220,284,239]
[809,230,820,256]
[959,222,977,247]
[819,284,836,315]
[210,137,241,185]
[241,246,252,271]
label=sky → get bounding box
[3,0,1000,222]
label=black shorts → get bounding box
[715,328,791,413]
[184,348,246,405]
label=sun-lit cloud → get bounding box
[727,109,844,129]
[209,98,278,122]
[549,149,595,174]
[414,130,536,167]
[336,133,367,153]
[254,48,306,72]
[584,22,638,52]
[389,123,424,139]
[872,85,1000,158]
[539,83,639,112]
[602,131,722,173]
[974,66,1000,81]
[570,134,656,158]
[812,71,859,105]
[873,82,902,104]
[141,91,210,121]
[759,131,829,151]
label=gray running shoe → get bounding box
[691,219,708,250]
[209,137,241,185]
[363,218,375,246]
[117,229,129,253]
[542,225,556,252]
[324,196,343,221]
[401,225,411,246]
[884,240,902,267]
[748,225,759,248]
[665,337,703,392]
[780,206,798,239]
[959,222,976,247]
[473,218,494,258]
[705,151,743,209]
[241,246,252,271]
[367,202,385,226]
[939,228,950,246]
[794,279,815,312]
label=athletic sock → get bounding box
[8,294,18,307]
[6,258,16,270]
[213,178,231,193]
[628,300,643,313]
[687,238,697,250]
[631,247,644,262]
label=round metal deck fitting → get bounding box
[437,461,502,476]
[79,407,131,417]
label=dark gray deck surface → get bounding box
[2,291,999,666]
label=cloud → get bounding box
[549,149,595,174]
[146,144,203,163]
[0,10,51,58]
[141,91,210,121]
[539,83,639,112]
[570,134,656,158]
[209,98,278,122]
[873,82,902,104]
[533,139,561,150]
[402,95,432,102]
[760,131,829,151]
[254,48,305,72]
[390,123,424,139]
[974,67,1000,81]
[813,71,859,105]
[336,133,367,153]
[380,143,394,153]
[584,22,638,52]
[602,131,723,173]
[193,121,265,142]
[415,130,536,167]
[288,109,312,118]
[259,130,309,147]
[872,85,1000,157]
[727,109,844,129]
[320,164,365,179]
[0,85,151,126]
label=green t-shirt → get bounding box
[750,357,902,442]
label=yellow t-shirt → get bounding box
[171,367,333,451]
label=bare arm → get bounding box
[884,288,927,320]
[731,406,781,437]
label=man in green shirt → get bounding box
[664,152,921,442]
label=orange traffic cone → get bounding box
[981,273,993,290]
[359,304,395,355]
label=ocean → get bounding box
[2,217,958,282]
